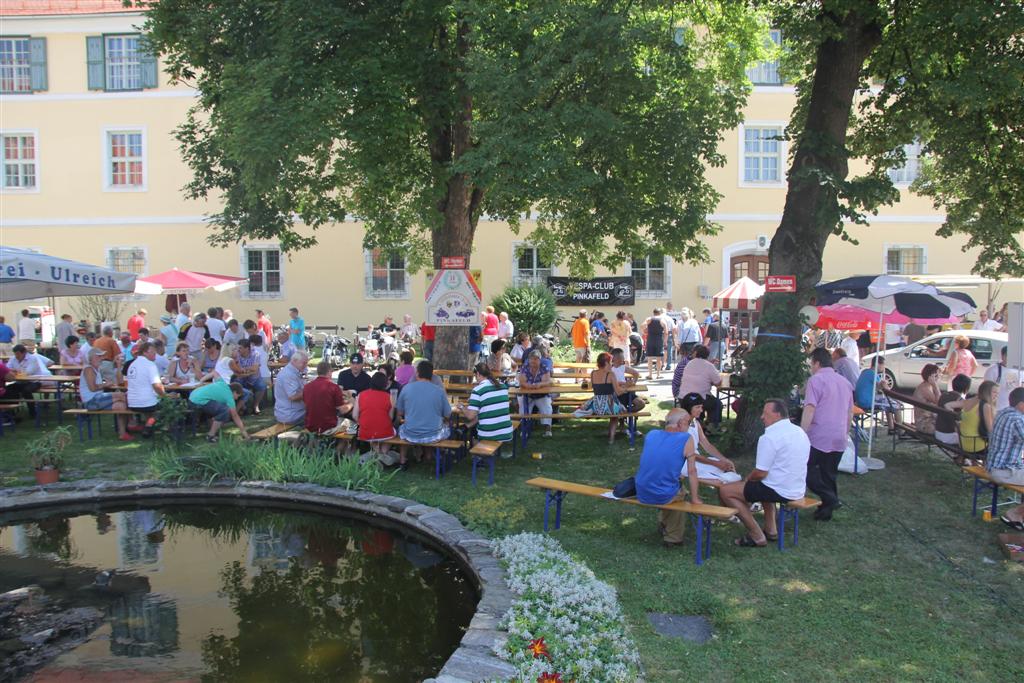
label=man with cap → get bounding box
[127,308,147,341]
[337,353,372,395]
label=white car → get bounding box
[863,329,1008,392]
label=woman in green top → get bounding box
[189,380,250,443]
[459,363,514,442]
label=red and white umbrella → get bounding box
[134,268,247,296]
[711,276,765,311]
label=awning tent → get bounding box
[711,276,765,311]
[0,246,137,302]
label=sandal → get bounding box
[1000,515,1024,531]
[734,534,767,548]
[761,527,778,542]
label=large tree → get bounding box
[140,0,765,368]
[742,0,1024,432]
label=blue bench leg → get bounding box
[703,516,712,561]
[777,507,787,551]
[792,509,800,546]
[628,416,637,447]
[543,491,566,532]
[972,477,980,516]
[434,446,442,480]
[488,456,495,486]
[990,481,1000,516]
[75,414,86,442]
[694,514,705,566]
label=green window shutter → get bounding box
[86,36,105,90]
[139,42,158,89]
[29,37,47,91]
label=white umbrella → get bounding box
[0,246,137,301]
[815,275,977,466]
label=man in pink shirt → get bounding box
[126,308,147,341]
[801,347,855,521]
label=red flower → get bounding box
[528,637,551,660]
[536,673,562,683]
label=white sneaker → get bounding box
[543,429,553,438]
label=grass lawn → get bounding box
[3,405,1022,681]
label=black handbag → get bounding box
[612,476,637,498]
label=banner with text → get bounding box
[547,277,635,306]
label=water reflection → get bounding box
[0,503,476,682]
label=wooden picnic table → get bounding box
[20,374,81,383]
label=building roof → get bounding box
[0,1,143,17]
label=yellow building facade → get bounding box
[2,4,1017,329]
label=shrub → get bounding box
[491,285,557,337]
[460,493,527,537]
[494,533,643,682]
[27,426,72,470]
[149,438,395,491]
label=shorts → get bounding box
[990,467,1024,486]
[399,423,450,445]
[743,480,790,505]
[128,403,158,413]
[84,394,114,410]
[238,374,266,392]
[194,400,231,423]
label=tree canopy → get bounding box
[141,0,768,272]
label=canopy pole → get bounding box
[865,308,884,465]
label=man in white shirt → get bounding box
[974,308,1006,332]
[660,306,678,369]
[17,309,36,344]
[497,312,514,340]
[205,307,226,341]
[884,322,904,350]
[276,330,296,361]
[718,399,810,547]
[175,302,192,329]
[840,331,862,366]
[399,314,419,342]
[7,344,49,417]
[985,346,1022,412]
[126,341,165,411]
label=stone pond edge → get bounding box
[0,479,517,683]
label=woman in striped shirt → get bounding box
[460,363,514,443]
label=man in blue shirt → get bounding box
[0,315,15,356]
[634,408,700,547]
[987,387,1024,528]
[288,307,306,349]
[855,358,899,431]
[468,325,483,365]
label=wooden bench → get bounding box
[0,402,21,436]
[962,465,1024,517]
[249,422,297,441]
[331,432,464,479]
[64,408,148,441]
[692,477,821,551]
[468,440,508,486]
[525,477,737,566]
[511,411,652,448]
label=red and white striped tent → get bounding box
[711,276,765,311]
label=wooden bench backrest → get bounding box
[884,389,960,421]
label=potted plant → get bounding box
[28,426,72,485]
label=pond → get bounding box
[0,500,478,682]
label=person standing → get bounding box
[288,307,306,349]
[643,308,668,380]
[609,311,631,355]
[127,308,147,341]
[718,399,809,547]
[985,347,1022,412]
[571,309,591,363]
[677,345,723,432]
[801,348,854,521]
[205,307,226,342]
[986,387,1024,528]
[420,322,436,361]
[704,314,727,365]
[633,408,701,548]
[55,314,76,352]
[255,309,273,342]
[497,312,515,340]
[840,330,862,366]
[675,309,702,359]
[661,305,678,370]
[17,309,36,345]
[482,306,500,349]
[0,316,15,357]
[884,322,904,350]
[468,324,483,366]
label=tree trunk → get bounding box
[741,8,883,442]
[428,17,484,374]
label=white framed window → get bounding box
[884,245,927,275]
[2,131,38,192]
[746,29,783,85]
[888,140,922,185]
[628,252,671,299]
[243,246,283,299]
[512,244,552,288]
[103,127,146,191]
[364,249,409,299]
[105,35,141,91]
[0,37,31,93]
[106,246,147,301]
[739,123,786,187]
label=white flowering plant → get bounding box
[492,533,643,682]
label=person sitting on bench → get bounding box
[634,408,701,548]
[855,357,901,432]
[935,374,972,447]
[719,399,809,547]
[303,361,352,435]
[395,360,452,469]
[677,392,740,484]
[911,364,942,434]
[987,387,1024,529]
[611,348,646,412]
[189,380,250,443]
[80,347,130,440]
[6,344,46,418]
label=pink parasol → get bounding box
[814,303,959,329]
